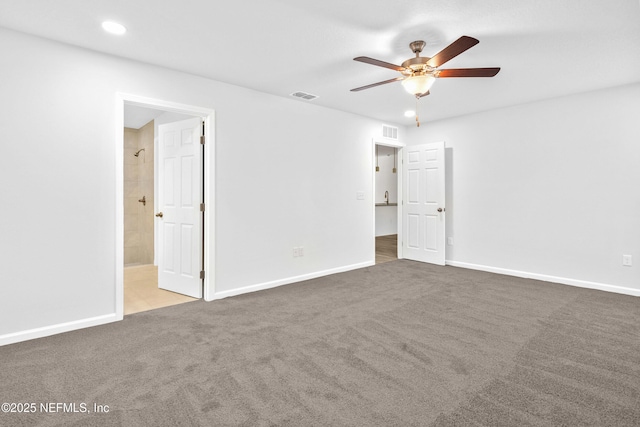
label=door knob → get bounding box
[155,212,163,218]
[437,208,444,212]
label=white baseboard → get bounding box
[7,259,631,347]
[0,313,121,347]
[446,260,640,297]
[208,261,376,301]
[2,262,376,345]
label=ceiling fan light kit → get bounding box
[351,36,501,126]
[401,74,435,96]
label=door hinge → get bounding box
[200,203,205,212]
[200,135,205,145]
[200,270,205,280]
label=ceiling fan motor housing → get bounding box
[401,57,436,77]
[401,41,437,77]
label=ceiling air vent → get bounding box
[290,91,319,101]
[382,125,398,140]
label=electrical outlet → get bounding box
[447,237,454,246]
[622,254,632,266]
[299,247,304,257]
[292,247,299,257]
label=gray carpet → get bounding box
[1,260,638,426]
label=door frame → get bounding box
[115,93,216,320]
[372,137,405,262]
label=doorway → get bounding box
[123,108,201,314]
[372,139,446,267]
[373,140,403,264]
[116,94,215,319]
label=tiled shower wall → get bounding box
[124,121,154,266]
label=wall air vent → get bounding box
[382,125,399,140]
[290,91,319,101]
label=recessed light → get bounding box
[404,110,416,118]
[102,21,126,35]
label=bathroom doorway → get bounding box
[118,95,215,317]
[374,142,402,264]
[123,106,202,314]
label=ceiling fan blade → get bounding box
[437,68,501,78]
[350,77,404,92]
[354,56,406,72]
[426,36,479,68]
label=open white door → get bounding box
[402,141,446,265]
[157,117,203,298]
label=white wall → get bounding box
[0,28,396,343]
[406,83,640,293]
[375,206,397,237]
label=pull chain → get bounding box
[415,95,420,127]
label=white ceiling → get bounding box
[123,104,165,129]
[1,0,639,125]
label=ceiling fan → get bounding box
[351,36,500,99]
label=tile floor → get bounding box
[124,264,198,315]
